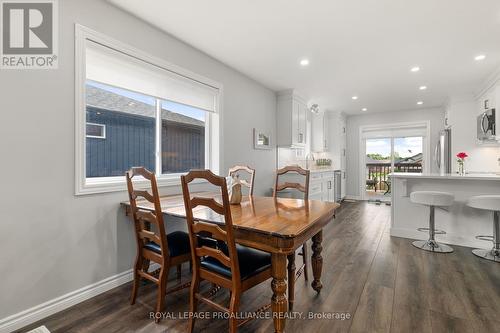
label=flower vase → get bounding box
[458,162,465,176]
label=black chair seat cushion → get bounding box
[197,235,218,248]
[200,243,271,280]
[143,231,190,257]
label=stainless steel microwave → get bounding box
[477,108,496,141]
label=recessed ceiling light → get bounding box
[300,59,310,66]
[361,108,368,111]
[419,85,427,90]
[474,54,486,61]
[352,96,358,100]
[417,101,424,105]
[410,66,420,72]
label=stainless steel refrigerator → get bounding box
[435,128,451,174]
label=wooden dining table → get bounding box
[122,193,339,333]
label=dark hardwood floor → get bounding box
[19,201,500,333]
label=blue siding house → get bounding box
[86,85,204,177]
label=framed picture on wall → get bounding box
[253,128,272,150]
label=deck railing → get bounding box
[366,162,422,191]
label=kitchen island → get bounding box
[391,172,500,248]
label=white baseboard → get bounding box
[390,227,484,249]
[344,195,362,201]
[0,269,134,333]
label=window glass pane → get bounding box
[365,138,392,195]
[86,123,106,138]
[86,80,156,178]
[394,136,423,173]
[160,100,206,174]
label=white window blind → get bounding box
[361,125,428,139]
[85,40,219,113]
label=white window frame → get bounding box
[86,123,106,139]
[358,121,431,201]
[75,25,223,195]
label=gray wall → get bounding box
[346,107,444,198]
[0,0,276,320]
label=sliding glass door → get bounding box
[365,138,393,201]
[393,136,424,173]
[365,136,423,201]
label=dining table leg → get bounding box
[287,253,296,311]
[271,253,288,333]
[311,230,323,293]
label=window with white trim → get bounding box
[75,26,221,194]
[86,123,106,139]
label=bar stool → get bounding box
[410,191,454,253]
[467,195,500,263]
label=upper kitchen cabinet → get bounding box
[478,87,496,113]
[326,111,347,170]
[444,104,451,128]
[277,90,308,148]
[312,111,329,152]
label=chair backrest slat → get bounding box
[192,222,227,241]
[136,210,159,225]
[195,247,231,268]
[228,165,256,196]
[132,190,155,203]
[126,167,169,258]
[138,230,162,245]
[275,182,307,193]
[191,197,225,215]
[181,169,241,282]
[273,166,310,200]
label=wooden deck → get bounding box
[18,201,500,333]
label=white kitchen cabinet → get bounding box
[336,113,347,199]
[326,111,347,171]
[340,113,347,171]
[277,90,308,147]
[444,104,451,128]
[275,170,334,202]
[309,171,335,202]
[309,181,323,201]
[322,172,335,202]
[312,112,329,152]
[341,170,347,199]
[478,89,496,112]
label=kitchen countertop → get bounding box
[390,172,500,181]
[307,167,339,173]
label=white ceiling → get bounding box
[108,0,500,114]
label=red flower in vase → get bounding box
[456,152,468,160]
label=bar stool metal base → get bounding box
[472,248,500,262]
[412,240,454,253]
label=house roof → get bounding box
[86,85,205,127]
[396,153,423,164]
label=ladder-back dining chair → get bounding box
[126,167,191,322]
[273,165,310,311]
[181,170,272,332]
[228,165,256,196]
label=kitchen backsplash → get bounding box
[277,147,333,169]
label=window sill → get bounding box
[75,173,206,196]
